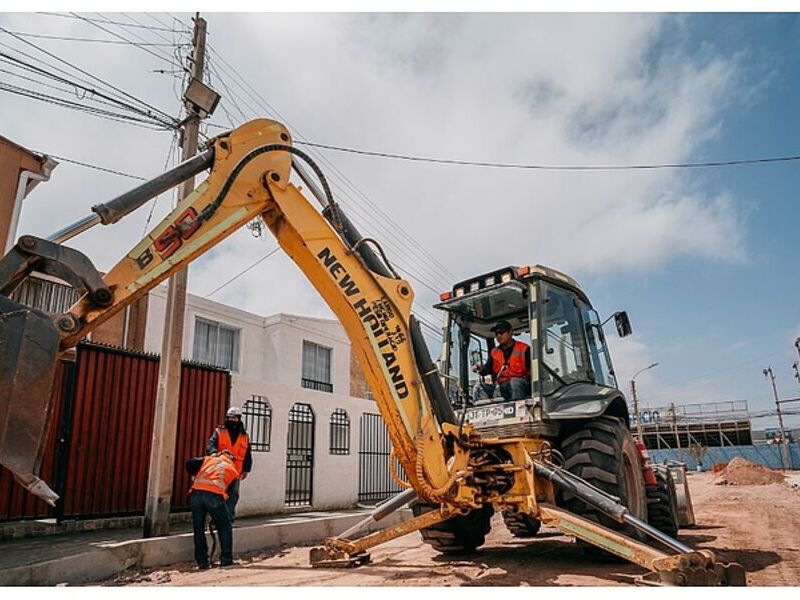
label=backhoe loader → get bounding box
[0,119,744,585]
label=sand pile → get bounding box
[714,456,785,485]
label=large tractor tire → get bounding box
[412,502,493,554]
[502,510,542,538]
[558,416,648,553]
[646,466,679,539]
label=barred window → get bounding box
[193,317,240,371]
[243,396,272,452]
[301,340,332,392]
[329,409,350,455]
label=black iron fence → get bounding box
[358,413,407,503]
[301,378,333,393]
[285,403,315,506]
[243,395,272,452]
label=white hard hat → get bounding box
[226,406,243,418]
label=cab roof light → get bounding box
[484,276,495,287]
[501,272,513,283]
[439,291,452,301]
[518,265,531,276]
[470,281,480,292]
[455,287,465,297]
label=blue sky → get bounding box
[585,14,800,427]
[1,12,799,430]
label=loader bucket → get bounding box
[667,462,696,527]
[0,300,60,478]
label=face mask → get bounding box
[225,419,242,429]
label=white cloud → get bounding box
[2,13,754,323]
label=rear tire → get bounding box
[412,502,493,554]
[502,510,541,537]
[558,416,648,554]
[646,466,679,539]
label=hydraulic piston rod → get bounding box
[533,460,693,554]
[337,488,418,540]
[48,148,215,243]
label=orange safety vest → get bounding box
[491,341,530,384]
[190,454,239,500]
[215,426,249,476]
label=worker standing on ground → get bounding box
[472,320,531,403]
[207,406,252,520]
[186,450,238,569]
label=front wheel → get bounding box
[558,416,648,553]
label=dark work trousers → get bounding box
[190,489,233,567]
[226,478,240,521]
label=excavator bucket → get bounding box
[0,296,60,497]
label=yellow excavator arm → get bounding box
[0,118,454,500]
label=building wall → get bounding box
[144,285,380,514]
[350,350,371,399]
[231,376,375,515]
[0,136,43,250]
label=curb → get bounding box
[0,509,410,586]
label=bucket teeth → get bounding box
[309,547,370,568]
[641,561,747,586]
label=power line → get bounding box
[200,245,444,342]
[0,37,156,114]
[205,247,281,298]
[143,130,182,235]
[298,140,800,172]
[43,153,148,181]
[0,81,169,130]
[645,347,794,396]
[73,12,177,66]
[119,12,184,47]
[145,13,189,32]
[203,46,456,293]
[0,29,180,46]
[36,11,190,33]
[0,27,178,128]
[0,64,88,97]
[0,52,173,123]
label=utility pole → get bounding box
[630,362,658,441]
[143,13,207,538]
[763,366,790,470]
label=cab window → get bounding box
[540,283,591,394]
[582,306,616,388]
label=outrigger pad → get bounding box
[0,304,60,476]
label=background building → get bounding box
[143,285,400,515]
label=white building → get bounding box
[144,286,394,516]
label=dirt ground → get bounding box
[108,471,800,587]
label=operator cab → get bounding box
[434,265,632,437]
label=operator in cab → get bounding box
[472,320,531,403]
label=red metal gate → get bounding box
[0,342,229,521]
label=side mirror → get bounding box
[614,311,632,337]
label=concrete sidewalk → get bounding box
[0,508,408,586]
